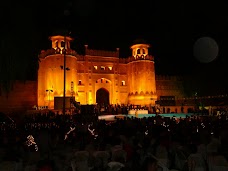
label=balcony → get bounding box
[39,48,78,59]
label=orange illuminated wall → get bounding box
[37,35,184,109]
[127,44,157,105]
[0,81,37,113]
[38,35,78,109]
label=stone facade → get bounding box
[37,35,185,109]
[0,81,37,113]
[0,35,186,112]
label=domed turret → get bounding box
[130,39,150,59]
[38,33,77,109]
[127,39,157,105]
[50,35,73,53]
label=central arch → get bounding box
[96,88,110,105]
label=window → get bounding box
[78,80,82,85]
[94,66,98,70]
[101,66,105,70]
[137,49,140,54]
[61,41,65,48]
[142,49,145,54]
[101,79,103,83]
[55,41,58,48]
[121,81,125,86]
[108,66,112,70]
[71,81,74,89]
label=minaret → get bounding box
[127,39,157,105]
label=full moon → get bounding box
[193,37,219,63]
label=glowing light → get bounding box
[201,123,205,128]
[88,123,98,139]
[162,122,166,127]
[145,126,148,135]
[26,135,38,152]
[64,127,76,140]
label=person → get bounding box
[135,109,138,118]
[142,156,158,171]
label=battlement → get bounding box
[85,45,119,57]
[155,75,183,81]
[39,48,78,59]
[118,55,154,64]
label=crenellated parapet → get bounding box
[84,45,119,57]
[127,55,154,63]
[127,41,157,105]
[76,55,85,61]
[119,55,154,64]
[156,75,183,81]
[39,48,78,59]
[129,91,156,96]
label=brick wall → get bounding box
[0,81,37,113]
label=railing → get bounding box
[39,48,78,58]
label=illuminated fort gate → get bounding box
[94,78,112,105]
[38,35,186,109]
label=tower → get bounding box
[38,35,78,109]
[127,40,157,105]
[50,35,72,53]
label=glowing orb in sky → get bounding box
[193,37,219,63]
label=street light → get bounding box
[60,59,70,117]
[63,34,66,117]
[62,6,72,117]
[46,89,53,108]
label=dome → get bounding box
[133,38,147,45]
[51,29,71,37]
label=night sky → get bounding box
[1,0,228,96]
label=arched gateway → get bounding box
[96,88,109,105]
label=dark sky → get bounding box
[1,0,228,96]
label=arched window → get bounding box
[137,49,140,54]
[61,41,65,48]
[55,41,58,48]
[142,49,145,54]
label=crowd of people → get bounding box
[0,111,228,170]
[92,103,227,116]
[94,104,185,115]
